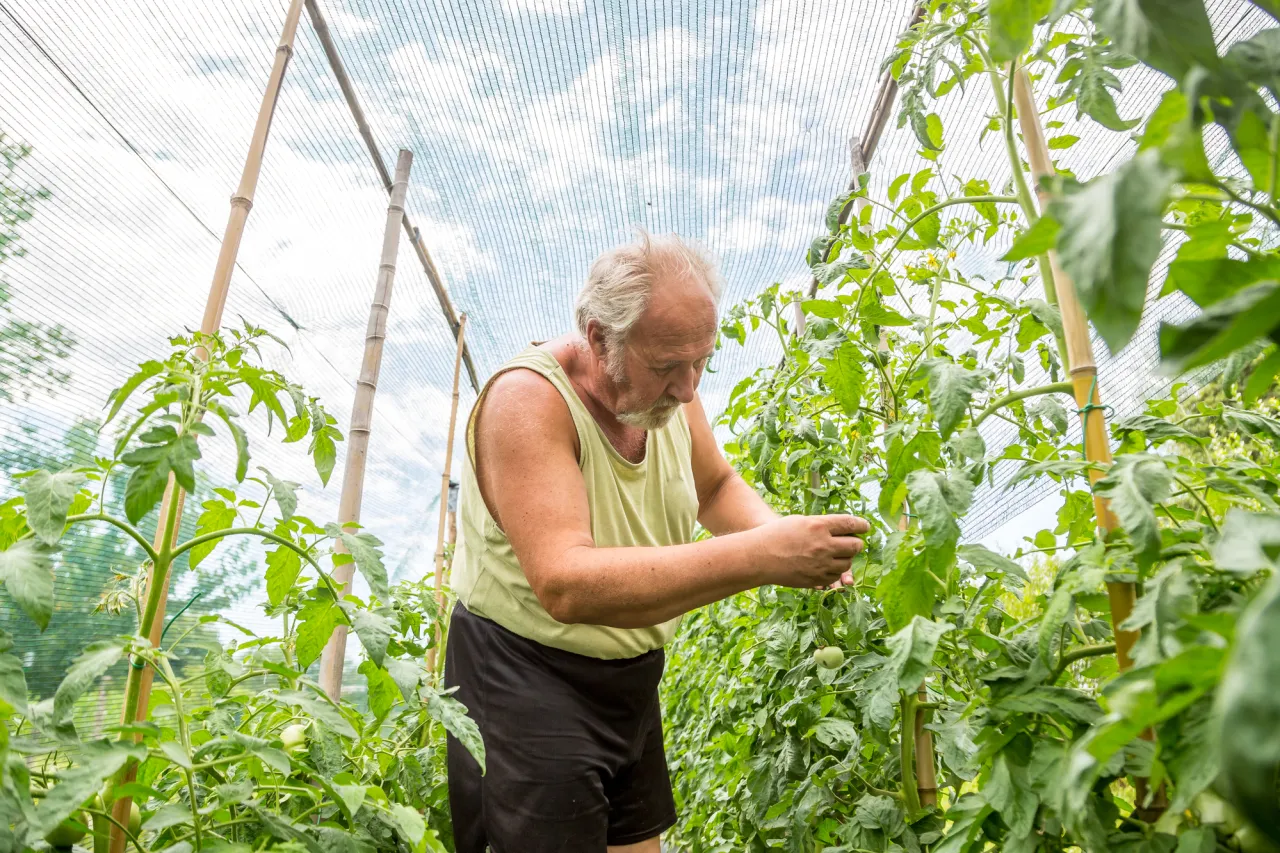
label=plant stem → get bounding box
[1050,643,1117,683]
[66,513,159,564]
[899,692,921,816]
[973,381,1074,425]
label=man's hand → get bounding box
[753,514,869,590]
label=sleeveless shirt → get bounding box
[450,346,699,659]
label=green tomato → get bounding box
[45,811,88,849]
[814,646,844,669]
[127,801,142,836]
[280,723,308,755]
[1234,826,1280,853]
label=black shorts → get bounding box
[444,603,676,852]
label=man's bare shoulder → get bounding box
[478,368,577,454]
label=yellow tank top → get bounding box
[451,345,697,659]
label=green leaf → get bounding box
[925,113,944,150]
[1111,413,1198,445]
[0,539,56,630]
[811,716,860,750]
[311,428,338,486]
[274,689,358,739]
[922,359,984,439]
[986,753,1038,837]
[820,341,865,416]
[265,543,304,606]
[228,731,290,775]
[208,402,249,483]
[1159,282,1280,374]
[1094,0,1220,82]
[427,689,485,772]
[907,469,972,563]
[246,804,324,853]
[1047,134,1079,149]
[957,544,1029,583]
[802,299,843,319]
[988,0,1051,63]
[1052,149,1174,353]
[1162,225,1280,307]
[1215,572,1280,844]
[190,499,237,569]
[54,639,125,727]
[1139,89,1213,182]
[1225,407,1280,446]
[389,803,426,847]
[888,173,910,204]
[358,660,399,721]
[386,657,423,701]
[886,616,953,690]
[1028,395,1070,435]
[933,794,995,853]
[1001,215,1060,262]
[1095,453,1173,564]
[19,470,85,546]
[259,467,299,521]
[1211,510,1280,574]
[103,360,163,425]
[31,743,141,836]
[877,544,936,633]
[333,528,390,604]
[121,449,172,524]
[0,645,28,711]
[296,596,342,670]
[346,606,393,668]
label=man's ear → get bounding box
[584,320,610,362]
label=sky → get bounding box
[0,0,1270,662]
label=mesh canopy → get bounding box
[0,0,1271,701]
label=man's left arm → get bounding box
[686,394,778,536]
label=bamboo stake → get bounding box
[303,0,480,394]
[318,149,414,700]
[428,314,468,677]
[108,4,304,850]
[1011,68,1137,670]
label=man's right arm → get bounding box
[474,371,867,629]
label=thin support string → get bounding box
[130,591,204,669]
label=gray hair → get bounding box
[574,228,722,347]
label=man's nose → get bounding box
[668,365,698,404]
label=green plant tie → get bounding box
[160,592,203,644]
[1074,374,1115,464]
[130,592,203,669]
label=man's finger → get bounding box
[828,535,865,558]
[823,514,871,536]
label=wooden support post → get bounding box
[1012,63,1160,818]
[428,314,468,677]
[1011,67,1137,669]
[108,3,305,850]
[318,149,415,701]
[304,0,480,394]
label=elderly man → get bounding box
[445,230,867,852]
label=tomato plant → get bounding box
[665,1,1280,850]
[1,327,481,852]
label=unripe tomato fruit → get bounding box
[814,646,844,669]
[280,723,308,754]
[127,801,142,835]
[45,811,88,848]
[1234,826,1280,853]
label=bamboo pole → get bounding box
[108,4,305,850]
[427,314,468,677]
[318,149,415,700]
[1011,68,1137,670]
[303,0,480,394]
